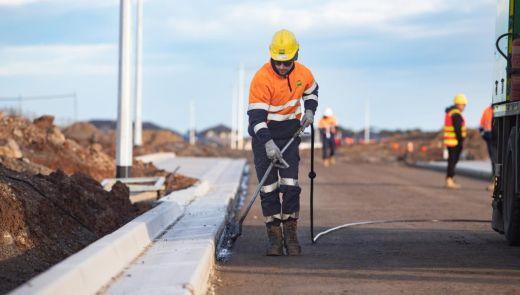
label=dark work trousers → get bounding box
[484,137,496,177]
[447,145,463,178]
[321,133,335,159]
[252,136,302,222]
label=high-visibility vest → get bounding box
[443,108,467,147]
[480,106,493,132]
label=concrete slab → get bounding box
[415,160,492,180]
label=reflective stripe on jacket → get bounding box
[247,61,318,143]
[443,107,466,147]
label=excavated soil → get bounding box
[0,114,197,293]
[0,164,140,293]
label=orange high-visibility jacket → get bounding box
[318,116,337,139]
[480,106,493,132]
[247,62,318,143]
[443,107,467,147]
[318,116,337,130]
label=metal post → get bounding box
[189,100,196,145]
[73,92,78,122]
[231,84,237,149]
[18,94,22,116]
[133,0,143,146]
[364,99,370,144]
[116,0,133,178]
[237,63,245,150]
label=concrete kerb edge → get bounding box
[185,159,248,295]
[413,161,492,180]
[9,181,208,295]
[135,152,177,164]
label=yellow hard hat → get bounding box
[269,29,299,61]
[453,94,468,105]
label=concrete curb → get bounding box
[11,181,210,295]
[105,159,247,295]
[414,161,492,180]
[135,152,176,164]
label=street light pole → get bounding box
[231,84,237,149]
[237,63,245,150]
[134,0,143,147]
[189,100,196,145]
[116,0,133,178]
[364,99,370,144]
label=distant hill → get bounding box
[89,120,182,136]
[197,124,231,136]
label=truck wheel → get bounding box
[503,130,520,245]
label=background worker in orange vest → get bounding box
[479,105,495,191]
[443,94,468,189]
[318,107,337,167]
[247,29,318,256]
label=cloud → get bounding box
[0,0,118,8]
[161,0,494,40]
[0,44,117,76]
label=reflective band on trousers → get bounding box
[282,212,299,220]
[265,214,282,223]
[261,181,279,193]
[279,178,299,186]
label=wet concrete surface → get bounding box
[211,156,520,294]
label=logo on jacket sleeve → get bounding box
[296,80,302,87]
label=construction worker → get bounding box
[479,105,495,191]
[318,107,337,167]
[443,94,468,189]
[247,29,318,256]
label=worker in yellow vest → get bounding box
[318,107,337,167]
[443,94,468,189]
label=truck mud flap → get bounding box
[492,197,505,234]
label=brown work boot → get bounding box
[445,177,461,189]
[283,219,302,256]
[266,225,283,256]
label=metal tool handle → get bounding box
[238,126,305,224]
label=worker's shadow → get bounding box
[222,224,520,286]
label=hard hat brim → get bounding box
[269,48,298,61]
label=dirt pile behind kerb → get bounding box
[0,164,139,293]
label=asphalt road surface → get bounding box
[211,157,520,294]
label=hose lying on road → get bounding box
[311,219,491,243]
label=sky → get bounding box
[0,0,497,132]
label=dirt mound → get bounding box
[337,128,489,164]
[64,120,245,158]
[0,164,140,293]
[0,115,115,181]
[0,156,52,175]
